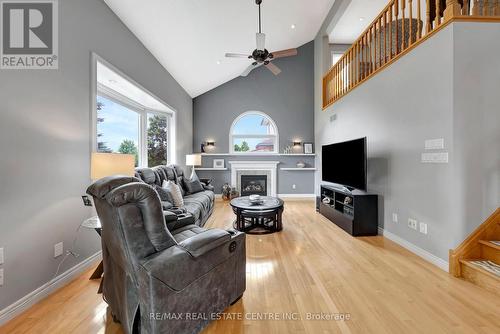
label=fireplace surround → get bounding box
[229,161,279,197]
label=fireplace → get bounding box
[241,175,267,196]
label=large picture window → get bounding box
[230,112,278,154]
[93,55,175,167]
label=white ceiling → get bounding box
[328,0,388,44]
[103,0,336,97]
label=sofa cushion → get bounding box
[163,180,184,207]
[183,191,214,222]
[169,164,187,195]
[135,168,156,185]
[154,184,173,203]
[170,224,206,243]
[183,175,204,194]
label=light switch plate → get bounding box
[54,242,63,258]
[421,152,449,163]
[0,268,4,286]
[392,213,398,223]
[0,248,4,265]
[425,138,444,150]
[419,222,428,234]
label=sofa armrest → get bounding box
[202,183,214,191]
[179,229,230,257]
[166,213,195,231]
[163,210,178,223]
[140,229,238,291]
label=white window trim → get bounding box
[91,53,177,166]
[229,111,279,154]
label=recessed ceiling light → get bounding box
[291,24,296,29]
[108,79,117,84]
[359,17,365,21]
[216,60,221,65]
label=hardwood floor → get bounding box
[1,200,499,333]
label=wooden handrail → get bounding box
[322,0,500,109]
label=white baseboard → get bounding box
[0,251,102,326]
[278,194,316,199]
[378,227,449,272]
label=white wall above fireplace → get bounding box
[229,161,280,197]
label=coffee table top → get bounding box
[230,196,284,210]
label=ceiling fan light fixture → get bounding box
[225,0,297,77]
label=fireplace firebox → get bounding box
[241,175,267,196]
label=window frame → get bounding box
[229,111,279,154]
[91,53,176,167]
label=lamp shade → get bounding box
[91,152,135,180]
[186,154,202,166]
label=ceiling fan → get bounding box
[225,0,298,77]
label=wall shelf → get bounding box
[195,168,228,171]
[200,153,316,156]
[280,168,317,171]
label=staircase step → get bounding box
[467,260,500,276]
[460,259,500,297]
[480,240,500,250]
[479,240,500,264]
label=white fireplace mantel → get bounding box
[229,161,280,197]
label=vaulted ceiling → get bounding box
[103,0,336,97]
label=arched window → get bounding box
[230,111,279,154]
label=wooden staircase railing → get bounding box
[449,208,500,296]
[322,0,500,109]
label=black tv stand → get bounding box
[319,185,378,236]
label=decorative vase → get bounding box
[222,183,231,201]
[230,187,239,199]
[296,161,306,168]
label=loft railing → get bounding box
[322,0,500,109]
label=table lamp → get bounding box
[91,152,135,180]
[186,154,202,179]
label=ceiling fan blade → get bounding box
[225,53,250,58]
[265,62,281,76]
[241,63,261,77]
[271,48,298,59]
[256,33,265,50]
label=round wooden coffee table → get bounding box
[230,196,284,234]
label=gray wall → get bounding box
[0,0,192,311]
[314,17,500,261]
[193,41,315,194]
[452,22,500,239]
[193,41,314,153]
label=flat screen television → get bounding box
[322,137,367,191]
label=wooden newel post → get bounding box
[444,0,462,20]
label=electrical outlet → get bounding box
[392,213,398,223]
[0,268,4,286]
[408,218,418,230]
[0,248,4,265]
[419,222,428,234]
[54,242,64,258]
[292,184,296,189]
